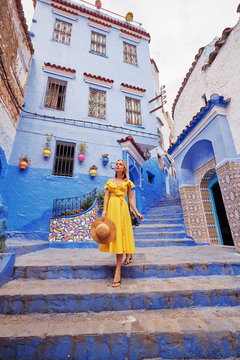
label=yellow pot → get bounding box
[43,148,51,158]
[90,169,97,177]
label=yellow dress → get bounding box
[99,179,136,254]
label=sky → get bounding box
[22,0,239,114]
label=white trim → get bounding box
[84,75,113,88]
[120,31,141,43]
[52,7,78,21]
[170,107,227,159]
[42,65,76,79]
[120,141,145,166]
[40,0,150,41]
[120,85,145,97]
[88,19,111,32]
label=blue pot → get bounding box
[102,157,109,166]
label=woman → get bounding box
[100,159,144,287]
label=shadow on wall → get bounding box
[141,157,178,208]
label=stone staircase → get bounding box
[134,196,196,247]
[0,196,240,359]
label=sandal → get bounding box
[112,279,121,287]
[123,255,133,265]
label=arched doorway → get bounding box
[208,173,234,246]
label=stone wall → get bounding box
[0,0,32,161]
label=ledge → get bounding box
[43,62,76,78]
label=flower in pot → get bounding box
[78,142,87,162]
[18,155,31,170]
[101,153,109,166]
[89,165,97,177]
[43,133,53,158]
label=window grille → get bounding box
[123,42,137,65]
[91,31,106,55]
[53,141,75,177]
[44,78,67,111]
[88,88,106,119]
[126,97,141,126]
[53,19,72,45]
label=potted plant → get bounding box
[89,165,97,177]
[18,155,31,170]
[101,153,109,166]
[78,142,87,162]
[43,133,53,158]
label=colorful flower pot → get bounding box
[43,148,51,158]
[102,157,109,166]
[78,154,85,162]
[19,160,28,170]
[90,169,97,177]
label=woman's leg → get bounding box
[123,254,132,265]
[112,254,123,287]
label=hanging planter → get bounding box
[43,148,51,158]
[78,154,85,162]
[89,165,97,177]
[101,154,109,166]
[43,133,53,158]
[78,141,87,162]
[18,155,31,170]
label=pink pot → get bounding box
[78,154,85,162]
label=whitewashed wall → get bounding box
[173,18,240,154]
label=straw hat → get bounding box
[90,217,116,244]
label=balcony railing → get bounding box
[52,188,97,218]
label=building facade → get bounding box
[2,0,177,237]
[0,0,33,228]
[169,9,240,251]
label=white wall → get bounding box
[173,18,240,154]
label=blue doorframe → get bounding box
[208,173,223,245]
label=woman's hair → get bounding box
[115,159,129,179]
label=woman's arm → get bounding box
[127,187,144,221]
[101,189,109,219]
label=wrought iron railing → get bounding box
[52,188,97,218]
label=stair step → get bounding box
[1,307,240,359]
[144,219,184,224]
[135,239,196,247]
[134,224,185,232]
[6,240,49,257]
[134,231,188,239]
[1,275,240,314]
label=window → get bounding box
[91,31,106,55]
[53,19,72,45]
[44,78,67,111]
[123,42,137,65]
[126,97,141,126]
[88,88,106,119]
[53,141,75,177]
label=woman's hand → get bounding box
[137,213,144,222]
[101,210,107,220]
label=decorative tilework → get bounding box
[179,186,209,244]
[199,168,219,244]
[48,201,99,242]
[216,161,240,252]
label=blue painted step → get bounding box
[12,261,240,281]
[1,276,240,315]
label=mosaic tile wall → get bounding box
[179,186,209,243]
[195,159,219,245]
[48,202,99,242]
[217,161,240,252]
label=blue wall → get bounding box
[4,1,159,235]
